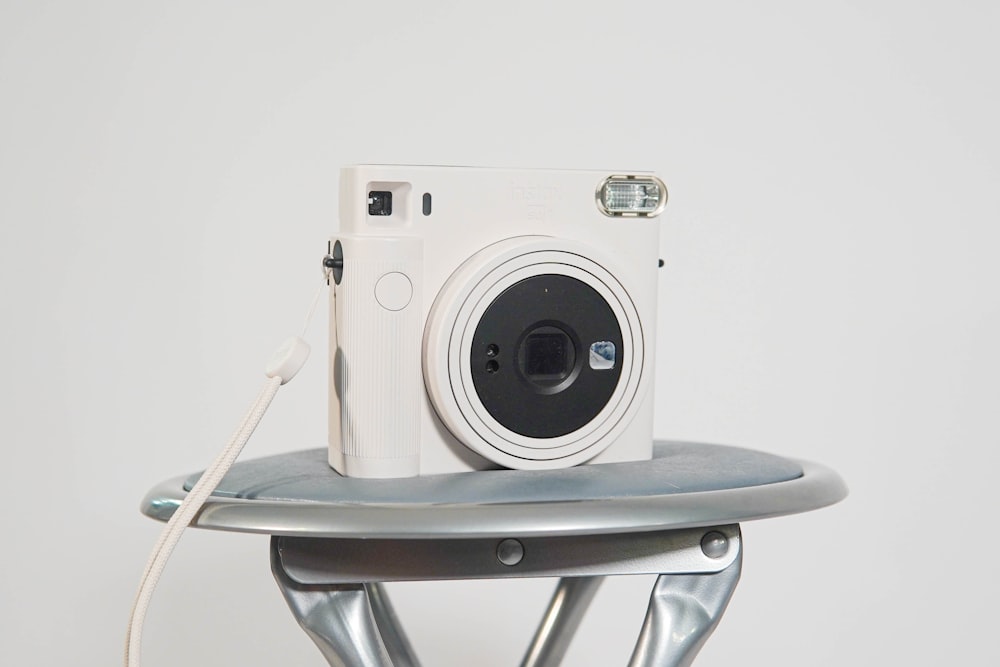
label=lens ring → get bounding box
[422,236,647,468]
[458,260,637,453]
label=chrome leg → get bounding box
[271,540,395,667]
[520,576,604,667]
[627,550,742,667]
[269,526,741,667]
[367,582,421,667]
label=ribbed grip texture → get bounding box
[331,237,422,475]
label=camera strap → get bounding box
[124,264,332,667]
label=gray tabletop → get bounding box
[141,441,847,539]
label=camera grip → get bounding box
[329,235,423,478]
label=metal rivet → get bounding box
[497,539,524,566]
[701,531,729,559]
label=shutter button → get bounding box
[374,272,413,311]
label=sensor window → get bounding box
[589,341,616,370]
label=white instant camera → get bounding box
[329,165,667,478]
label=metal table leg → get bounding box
[628,550,742,667]
[270,525,741,666]
[271,548,420,667]
[367,582,422,667]
[521,576,604,667]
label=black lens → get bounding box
[470,274,623,438]
[525,332,571,380]
[516,324,578,392]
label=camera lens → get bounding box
[521,327,575,385]
[470,274,623,439]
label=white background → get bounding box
[2,1,998,665]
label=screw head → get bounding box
[701,531,729,559]
[496,539,524,566]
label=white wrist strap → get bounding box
[125,278,327,667]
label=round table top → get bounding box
[141,441,847,539]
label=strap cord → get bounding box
[125,263,330,667]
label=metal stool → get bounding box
[142,441,847,666]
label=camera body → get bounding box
[329,165,666,478]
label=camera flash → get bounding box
[596,175,667,217]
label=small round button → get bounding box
[374,272,413,311]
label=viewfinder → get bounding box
[368,190,393,216]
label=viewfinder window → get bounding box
[368,190,392,216]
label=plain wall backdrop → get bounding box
[2,1,998,665]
